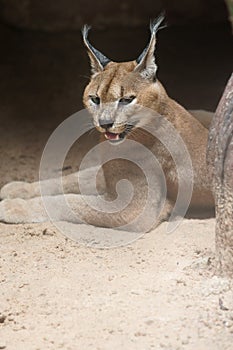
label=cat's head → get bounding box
[82,14,165,143]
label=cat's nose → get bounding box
[99,121,114,130]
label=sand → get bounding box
[1,218,233,350]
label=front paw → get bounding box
[0,198,31,223]
[0,181,34,200]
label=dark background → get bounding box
[0,0,232,185]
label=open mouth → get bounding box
[104,131,125,142]
[104,125,134,143]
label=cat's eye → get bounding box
[119,95,136,105]
[89,95,100,105]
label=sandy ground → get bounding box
[0,21,233,350]
[1,220,233,350]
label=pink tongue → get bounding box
[105,132,120,140]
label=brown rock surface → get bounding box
[208,74,233,276]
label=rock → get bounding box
[0,314,6,323]
[207,74,233,276]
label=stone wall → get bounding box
[0,0,229,31]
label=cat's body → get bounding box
[0,16,215,230]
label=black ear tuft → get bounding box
[82,25,111,74]
[135,13,166,80]
[149,12,166,35]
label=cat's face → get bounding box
[82,15,164,142]
[83,61,156,142]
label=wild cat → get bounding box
[0,15,214,231]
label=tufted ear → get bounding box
[82,25,111,75]
[134,13,165,80]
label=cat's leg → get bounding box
[0,192,170,231]
[0,166,105,200]
[0,194,127,227]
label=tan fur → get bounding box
[0,18,215,230]
[84,61,214,217]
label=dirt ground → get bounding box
[1,219,233,350]
[0,21,233,350]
